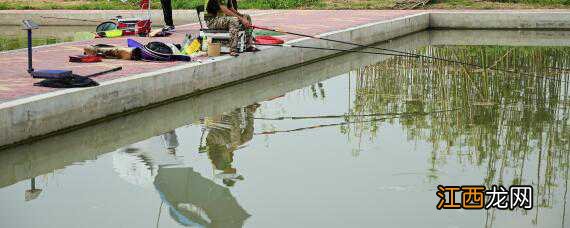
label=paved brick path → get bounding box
[0,10,418,102]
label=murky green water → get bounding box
[0,30,569,227]
[0,26,98,51]
[0,26,283,51]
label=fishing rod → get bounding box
[256,43,417,58]
[253,100,541,135]
[547,66,570,71]
[254,99,566,122]
[254,109,424,121]
[252,25,568,83]
[40,16,107,23]
[255,108,462,135]
[84,67,123,78]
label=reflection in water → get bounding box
[114,106,259,227]
[163,130,180,155]
[310,83,326,100]
[202,104,259,187]
[2,41,570,228]
[152,106,258,227]
[112,131,183,188]
[154,167,250,227]
[24,177,42,202]
[347,45,570,227]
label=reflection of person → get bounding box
[160,0,175,32]
[154,167,250,227]
[25,177,42,201]
[162,130,179,155]
[205,0,258,56]
[113,130,181,187]
[204,104,259,186]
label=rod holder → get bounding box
[22,20,39,74]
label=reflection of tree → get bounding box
[202,104,259,186]
[347,46,569,224]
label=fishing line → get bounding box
[40,16,107,23]
[254,109,426,121]
[254,96,568,122]
[254,108,461,135]
[256,43,417,58]
[547,66,570,71]
[261,44,569,85]
[253,25,569,84]
[252,99,568,135]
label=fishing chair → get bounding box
[196,5,246,53]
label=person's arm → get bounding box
[229,8,241,16]
[219,4,251,27]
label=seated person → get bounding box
[205,0,258,56]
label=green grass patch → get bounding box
[0,0,322,10]
[0,36,74,51]
[169,0,322,9]
[0,0,568,10]
[432,0,570,8]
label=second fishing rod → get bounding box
[256,43,417,58]
[252,25,567,83]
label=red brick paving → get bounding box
[0,10,418,102]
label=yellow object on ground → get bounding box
[182,39,201,55]
[104,29,123,38]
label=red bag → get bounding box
[255,36,285,45]
[69,55,102,63]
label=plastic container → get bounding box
[207,43,221,57]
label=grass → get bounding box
[0,0,568,10]
[0,0,321,10]
[430,0,570,9]
[0,36,74,51]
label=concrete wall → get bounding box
[429,30,570,46]
[0,9,272,26]
[0,10,200,26]
[430,11,570,30]
[0,13,429,148]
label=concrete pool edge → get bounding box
[430,11,570,30]
[0,12,430,147]
[1,11,569,148]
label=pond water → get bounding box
[0,26,98,51]
[0,25,161,51]
[0,30,569,228]
[0,25,282,51]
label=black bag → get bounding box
[34,75,99,88]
